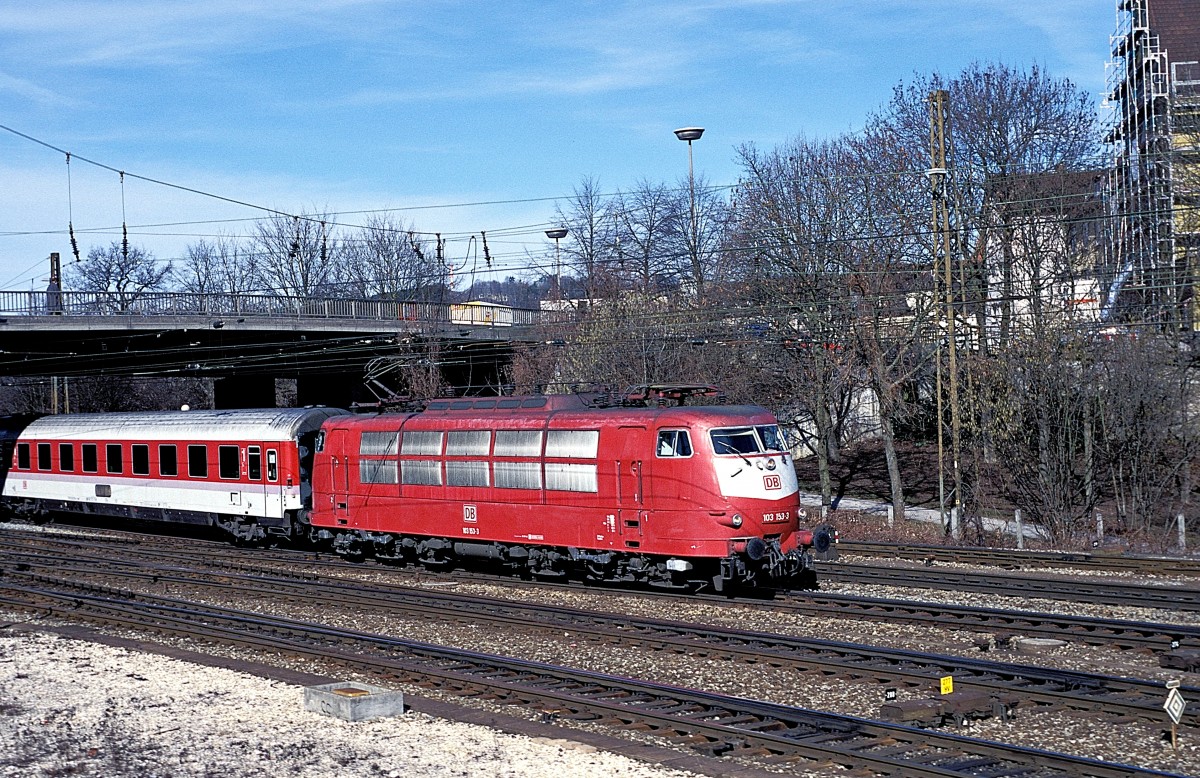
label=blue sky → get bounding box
[0,1,1116,291]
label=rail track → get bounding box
[2,533,1198,728]
[0,574,1184,778]
[839,542,1200,577]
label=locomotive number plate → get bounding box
[763,474,782,490]
[762,511,790,523]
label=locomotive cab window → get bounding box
[106,444,123,474]
[188,445,208,478]
[218,445,240,480]
[59,443,74,472]
[710,427,761,456]
[656,430,693,458]
[82,444,98,473]
[159,445,178,477]
[37,443,52,471]
[16,442,29,470]
[132,445,150,476]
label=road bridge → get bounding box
[0,291,554,408]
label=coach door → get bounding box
[615,426,646,545]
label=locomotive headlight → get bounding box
[766,458,777,471]
[731,514,743,529]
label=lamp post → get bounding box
[545,228,568,301]
[673,127,704,297]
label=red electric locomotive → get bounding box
[308,390,835,590]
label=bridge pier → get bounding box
[296,372,370,410]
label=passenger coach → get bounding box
[2,408,344,542]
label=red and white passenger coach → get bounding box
[2,408,341,542]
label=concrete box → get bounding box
[303,682,405,722]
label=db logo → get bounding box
[763,474,782,490]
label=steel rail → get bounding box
[3,545,1197,727]
[822,562,1200,611]
[0,579,1184,778]
[839,542,1200,577]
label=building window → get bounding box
[188,445,208,478]
[59,444,74,472]
[37,443,52,471]
[159,445,178,477]
[132,445,150,475]
[106,444,123,474]
[218,445,240,480]
[82,444,98,473]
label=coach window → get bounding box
[188,445,208,478]
[656,430,693,458]
[15,442,29,470]
[37,443,52,471]
[159,445,178,477]
[247,446,262,480]
[59,443,75,472]
[266,449,278,482]
[106,444,123,474]
[218,445,240,480]
[132,445,150,476]
[82,444,98,473]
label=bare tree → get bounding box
[612,179,675,296]
[67,241,173,312]
[180,233,259,297]
[251,212,340,298]
[338,215,446,302]
[553,177,617,301]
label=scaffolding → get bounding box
[1104,0,1176,324]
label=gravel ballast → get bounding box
[0,624,703,778]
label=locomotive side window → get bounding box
[59,444,74,472]
[446,430,490,456]
[218,445,240,480]
[16,442,29,470]
[82,444,98,473]
[360,460,399,484]
[656,430,693,458]
[132,445,150,476]
[447,460,489,487]
[494,430,542,457]
[401,460,442,485]
[247,446,262,480]
[106,444,123,474]
[400,430,443,455]
[37,443,51,471]
[545,463,597,492]
[266,449,278,482]
[188,445,208,478]
[494,461,541,489]
[359,431,399,455]
[545,430,598,459]
[159,445,178,477]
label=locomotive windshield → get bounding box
[710,425,786,455]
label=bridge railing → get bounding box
[0,290,552,328]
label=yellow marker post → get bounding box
[940,676,954,695]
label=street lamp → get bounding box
[673,127,704,297]
[545,228,568,300]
